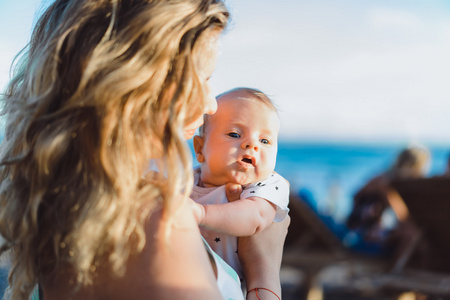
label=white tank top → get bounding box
[203,238,244,300]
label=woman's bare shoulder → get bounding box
[43,200,221,300]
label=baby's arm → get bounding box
[193,197,276,236]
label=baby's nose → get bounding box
[241,140,259,151]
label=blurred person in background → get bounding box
[346,146,430,265]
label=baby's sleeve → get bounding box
[240,173,290,222]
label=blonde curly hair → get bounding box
[0,0,228,299]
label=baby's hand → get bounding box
[190,200,205,226]
[225,183,243,202]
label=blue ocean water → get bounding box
[274,141,449,223]
[190,139,449,224]
[0,133,446,226]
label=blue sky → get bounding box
[1,0,450,144]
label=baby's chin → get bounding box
[228,174,265,187]
[207,171,272,187]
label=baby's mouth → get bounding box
[241,157,252,164]
[238,155,255,168]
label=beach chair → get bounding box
[282,178,450,299]
[313,177,450,299]
[391,176,450,273]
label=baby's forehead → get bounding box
[205,98,279,132]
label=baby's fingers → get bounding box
[225,183,242,202]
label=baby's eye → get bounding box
[260,138,270,144]
[227,132,240,138]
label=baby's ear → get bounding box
[193,135,205,163]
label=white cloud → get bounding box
[368,8,421,29]
[212,0,450,143]
[1,0,450,143]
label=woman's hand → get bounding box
[225,182,290,299]
[238,216,290,299]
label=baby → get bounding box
[192,87,290,280]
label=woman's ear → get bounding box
[193,135,205,163]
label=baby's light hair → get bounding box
[200,87,278,136]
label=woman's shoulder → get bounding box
[127,201,223,298]
[42,200,222,299]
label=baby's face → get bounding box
[198,97,279,187]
